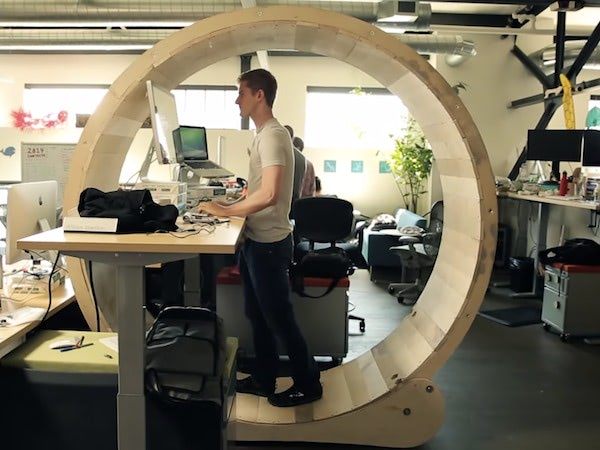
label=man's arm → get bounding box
[197,165,283,217]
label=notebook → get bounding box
[178,125,233,178]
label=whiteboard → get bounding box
[21,142,75,206]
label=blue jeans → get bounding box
[238,234,320,390]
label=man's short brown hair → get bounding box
[238,68,277,108]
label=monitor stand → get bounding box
[38,218,59,266]
[139,142,179,183]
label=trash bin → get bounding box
[508,256,534,293]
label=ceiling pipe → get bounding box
[529,41,600,72]
[0,28,476,57]
[0,0,423,27]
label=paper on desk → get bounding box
[99,336,118,353]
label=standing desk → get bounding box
[500,192,600,297]
[17,218,245,450]
[0,278,75,358]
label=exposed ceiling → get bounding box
[0,1,598,53]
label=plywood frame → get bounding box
[64,6,497,448]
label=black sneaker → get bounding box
[267,383,323,407]
[236,376,274,397]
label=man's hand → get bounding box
[197,201,225,216]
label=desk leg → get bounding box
[117,266,146,450]
[511,202,547,299]
[184,256,202,306]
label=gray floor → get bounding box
[234,269,600,450]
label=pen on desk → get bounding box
[61,343,94,352]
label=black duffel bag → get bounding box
[538,238,600,266]
[291,246,354,298]
[78,187,178,233]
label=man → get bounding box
[197,69,322,407]
[284,125,307,205]
[293,136,316,197]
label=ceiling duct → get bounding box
[529,41,600,72]
[397,35,476,57]
[0,0,426,27]
[0,28,475,57]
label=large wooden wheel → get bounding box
[64,6,497,448]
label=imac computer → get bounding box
[526,129,584,162]
[146,80,183,165]
[5,181,57,265]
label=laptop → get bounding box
[178,125,234,178]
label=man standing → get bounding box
[284,125,307,205]
[197,69,322,407]
[293,136,316,197]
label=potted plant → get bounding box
[384,116,433,213]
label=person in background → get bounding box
[284,125,306,206]
[294,136,316,197]
[315,176,322,196]
[197,68,322,407]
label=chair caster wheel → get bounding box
[359,320,366,333]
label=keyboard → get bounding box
[186,161,220,169]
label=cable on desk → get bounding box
[87,259,101,332]
[152,224,217,238]
[41,251,62,323]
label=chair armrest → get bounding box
[397,235,422,245]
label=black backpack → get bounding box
[145,306,226,406]
[538,238,600,266]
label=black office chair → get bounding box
[291,196,366,333]
[388,201,443,304]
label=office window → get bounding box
[172,87,239,129]
[587,95,600,129]
[23,84,109,127]
[22,84,239,129]
[305,87,409,150]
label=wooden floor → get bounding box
[233,269,600,450]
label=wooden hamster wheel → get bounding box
[63,6,497,448]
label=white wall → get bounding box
[0,53,408,217]
[436,32,600,254]
[2,35,600,242]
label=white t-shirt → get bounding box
[245,118,294,242]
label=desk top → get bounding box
[0,278,76,357]
[500,191,600,211]
[16,217,245,255]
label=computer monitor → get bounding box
[179,125,208,160]
[146,80,183,165]
[526,129,584,162]
[5,181,57,265]
[582,129,600,167]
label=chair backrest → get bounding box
[424,200,443,257]
[291,196,354,244]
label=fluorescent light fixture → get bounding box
[0,21,194,28]
[0,44,152,51]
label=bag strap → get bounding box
[293,275,342,299]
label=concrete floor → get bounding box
[233,269,600,450]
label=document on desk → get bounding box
[99,335,119,353]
